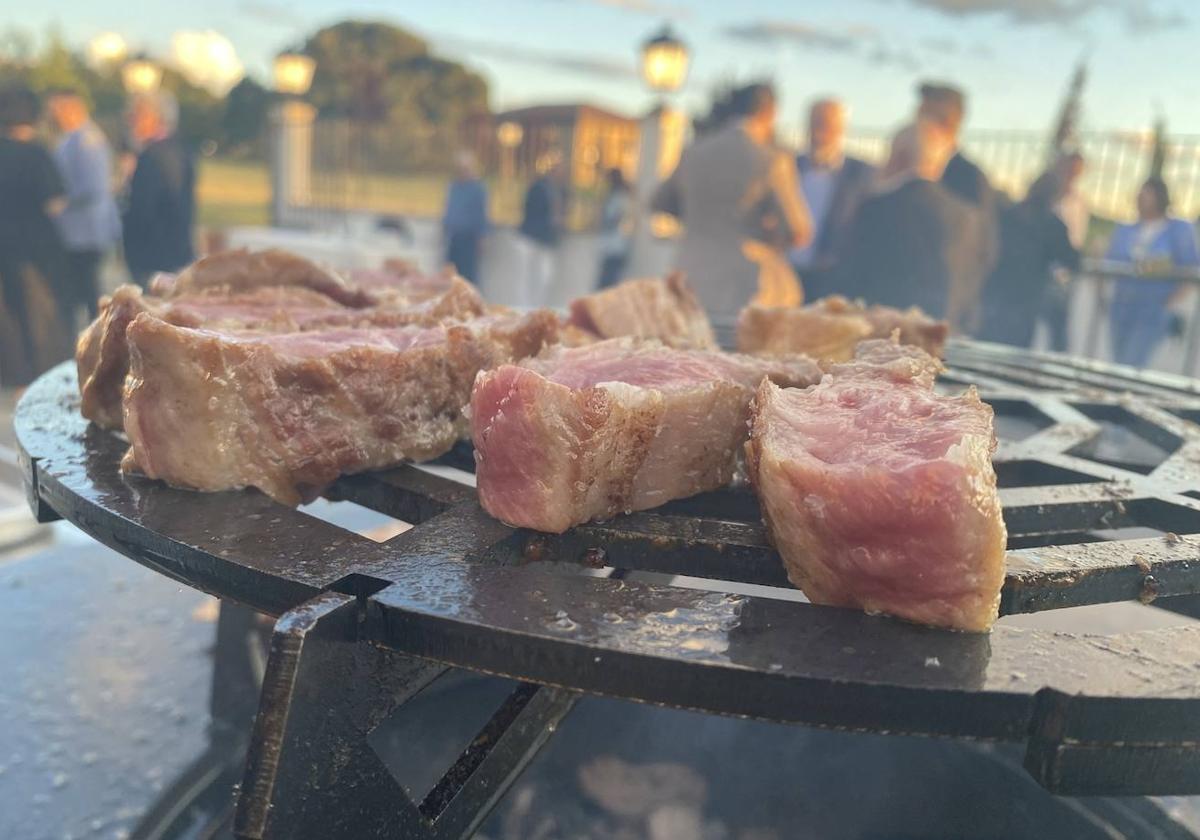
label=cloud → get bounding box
[897,0,1092,24]
[588,0,691,16]
[437,35,637,80]
[721,19,922,74]
[919,36,959,53]
[1121,3,1187,33]
[970,41,997,59]
[548,0,691,18]
[868,44,922,71]
[722,21,862,52]
[895,0,1187,33]
[237,0,307,28]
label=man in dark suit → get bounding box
[917,82,997,330]
[123,91,195,287]
[516,156,567,306]
[838,122,968,319]
[790,98,874,301]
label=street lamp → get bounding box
[640,26,689,94]
[270,52,317,226]
[122,58,162,95]
[496,120,523,150]
[630,26,690,276]
[273,52,316,97]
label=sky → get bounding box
[6,0,1200,138]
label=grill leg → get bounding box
[131,601,268,840]
[234,591,576,840]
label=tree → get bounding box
[221,76,270,156]
[27,28,87,95]
[0,27,34,86]
[300,20,489,170]
[159,66,224,146]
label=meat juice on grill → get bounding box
[121,310,558,505]
[746,339,1006,632]
[737,296,949,361]
[471,339,822,533]
[566,274,718,349]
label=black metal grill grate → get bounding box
[14,340,1200,838]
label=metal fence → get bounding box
[301,118,594,229]
[293,118,1200,229]
[841,128,1200,223]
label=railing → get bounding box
[301,118,601,230]
[1073,258,1200,374]
[837,128,1200,222]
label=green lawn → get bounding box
[196,159,271,228]
[196,157,528,229]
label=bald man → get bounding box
[790,97,875,300]
[836,121,969,318]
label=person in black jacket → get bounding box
[0,85,70,386]
[917,82,998,330]
[122,91,195,288]
[516,156,566,306]
[790,98,875,300]
[838,121,966,318]
[979,172,1080,347]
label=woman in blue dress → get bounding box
[1107,177,1200,368]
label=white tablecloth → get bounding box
[224,225,423,273]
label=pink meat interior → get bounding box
[771,381,989,469]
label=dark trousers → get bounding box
[596,254,627,290]
[66,249,103,324]
[445,233,481,284]
[0,260,38,385]
[1040,280,1070,353]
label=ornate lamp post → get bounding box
[273,52,316,98]
[496,120,524,220]
[630,26,690,276]
[270,52,317,227]
[640,26,689,95]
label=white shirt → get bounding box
[1054,190,1089,249]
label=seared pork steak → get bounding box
[121,311,558,504]
[737,296,949,360]
[471,339,821,533]
[77,278,486,431]
[566,274,718,349]
[746,339,1006,631]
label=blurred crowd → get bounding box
[485,80,1199,370]
[4,76,1199,392]
[0,84,195,386]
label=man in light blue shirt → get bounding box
[789,98,875,300]
[47,88,120,325]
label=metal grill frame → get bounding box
[14,340,1200,839]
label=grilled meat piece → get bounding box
[121,310,558,504]
[566,274,718,350]
[746,339,1006,631]
[471,338,821,533]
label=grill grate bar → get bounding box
[322,457,1200,615]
